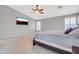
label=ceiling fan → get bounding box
[32,5,44,14]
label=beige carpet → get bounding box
[0,36,33,54]
[0,36,59,54]
[31,45,59,54]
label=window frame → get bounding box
[64,16,78,30]
[35,21,41,31]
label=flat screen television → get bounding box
[16,17,28,25]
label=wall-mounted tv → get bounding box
[16,16,28,25]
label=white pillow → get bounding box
[68,28,79,37]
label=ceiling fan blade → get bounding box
[39,9,43,11]
[32,8,36,11]
[40,12,44,14]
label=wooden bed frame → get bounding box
[33,40,72,54]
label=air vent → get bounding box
[58,5,62,9]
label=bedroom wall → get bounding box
[0,5,35,39]
[41,16,64,32]
[39,13,78,32]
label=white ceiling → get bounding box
[8,5,79,20]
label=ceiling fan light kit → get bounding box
[32,5,44,14]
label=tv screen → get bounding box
[16,17,28,25]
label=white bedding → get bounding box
[35,31,73,47]
[36,31,69,37]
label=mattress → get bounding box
[34,33,72,48]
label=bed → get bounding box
[34,31,73,54]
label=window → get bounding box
[64,16,77,30]
[78,16,79,26]
[36,21,41,31]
